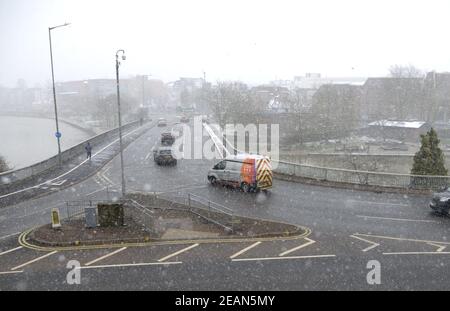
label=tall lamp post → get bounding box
[116,49,126,197]
[49,22,70,166]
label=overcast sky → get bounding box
[1,0,450,87]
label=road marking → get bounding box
[229,242,261,259]
[356,215,439,224]
[51,179,67,186]
[348,200,409,207]
[349,235,380,252]
[144,152,152,160]
[0,125,144,199]
[279,238,316,256]
[383,251,450,256]
[85,247,127,266]
[0,246,23,256]
[78,261,182,270]
[427,242,447,252]
[11,250,58,271]
[354,233,450,245]
[85,187,107,196]
[0,270,23,275]
[232,254,336,262]
[158,244,199,262]
[0,232,20,240]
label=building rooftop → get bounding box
[368,120,427,129]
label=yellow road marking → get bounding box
[229,242,261,259]
[158,244,199,262]
[85,247,127,266]
[18,225,311,252]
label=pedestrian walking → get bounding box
[85,142,92,160]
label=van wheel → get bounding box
[208,176,217,185]
[241,182,250,193]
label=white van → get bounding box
[207,154,272,192]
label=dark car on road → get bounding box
[430,188,450,216]
[157,118,167,127]
[153,146,177,166]
[161,132,175,145]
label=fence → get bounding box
[0,120,141,187]
[273,160,450,190]
[129,192,236,232]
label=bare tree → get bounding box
[389,64,424,78]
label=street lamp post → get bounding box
[116,49,126,197]
[48,22,70,166]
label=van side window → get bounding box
[214,161,226,170]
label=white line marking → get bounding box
[0,232,20,240]
[11,251,58,271]
[85,187,107,196]
[158,244,199,262]
[232,254,336,262]
[348,200,409,207]
[383,251,450,255]
[101,173,114,186]
[144,152,152,160]
[0,270,23,275]
[427,242,447,252]
[85,247,127,266]
[354,233,450,245]
[279,238,316,256]
[51,179,67,186]
[349,235,380,252]
[0,125,143,199]
[356,215,439,223]
[230,242,261,259]
[78,261,182,270]
[0,246,23,256]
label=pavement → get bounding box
[0,113,449,290]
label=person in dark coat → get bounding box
[85,142,92,160]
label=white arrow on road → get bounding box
[50,179,67,186]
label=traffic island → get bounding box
[21,194,308,250]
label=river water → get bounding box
[0,116,92,170]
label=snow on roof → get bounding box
[368,120,427,129]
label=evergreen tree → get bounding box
[411,128,448,175]
[0,155,9,173]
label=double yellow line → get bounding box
[18,225,312,252]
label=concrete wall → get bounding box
[280,153,450,174]
[0,120,140,186]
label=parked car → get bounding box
[207,154,272,192]
[430,188,450,216]
[157,118,167,127]
[153,146,177,166]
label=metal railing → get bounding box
[273,160,450,190]
[145,192,235,232]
